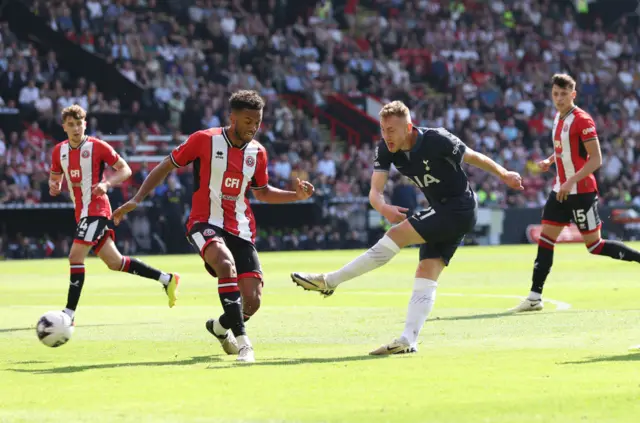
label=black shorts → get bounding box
[186,222,262,281]
[542,191,601,234]
[73,216,114,253]
[408,206,477,266]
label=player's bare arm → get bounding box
[556,137,602,202]
[369,171,407,224]
[112,157,176,225]
[252,178,314,203]
[463,148,524,190]
[92,157,132,196]
[48,172,63,196]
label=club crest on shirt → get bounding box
[563,123,569,133]
[245,156,255,167]
[82,150,90,158]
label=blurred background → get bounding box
[1,0,640,260]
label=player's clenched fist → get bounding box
[112,200,139,225]
[537,159,553,172]
[49,180,61,196]
[295,178,315,200]
[382,204,408,224]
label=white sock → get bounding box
[236,335,252,348]
[528,291,542,301]
[401,278,438,347]
[213,319,228,336]
[325,235,400,288]
[159,273,171,285]
[63,308,75,319]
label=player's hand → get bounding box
[537,159,553,173]
[501,171,524,191]
[556,180,575,203]
[92,181,111,196]
[112,200,139,226]
[295,178,315,200]
[48,180,61,196]
[382,204,408,224]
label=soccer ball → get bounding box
[36,311,74,347]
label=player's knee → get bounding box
[210,257,236,279]
[104,258,122,271]
[68,251,85,265]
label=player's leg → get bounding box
[577,195,640,263]
[511,193,569,312]
[96,236,179,308]
[227,236,264,322]
[64,240,93,320]
[188,224,253,362]
[291,217,425,295]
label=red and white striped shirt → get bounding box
[552,106,599,194]
[170,127,269,244]
[51,136,120,222]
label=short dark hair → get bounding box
[551,73,576,90]
[229,90,264,111]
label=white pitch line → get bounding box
[342,291,572,310]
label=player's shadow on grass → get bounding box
[7,355,221,374]
[561,353,640,365]
[206,355,389,369]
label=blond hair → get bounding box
[379,101,411,120]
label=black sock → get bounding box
[531,235,555,295]
[589,239,640,262]
[217,277,245,337]
[121,257,169,283]
[65,263,85,311]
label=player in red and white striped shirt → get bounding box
[511,74,640,313]
[49,105,179,323]
[113,91,315,362]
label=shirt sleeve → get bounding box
[251,146,269,189]
[96,139,120,167]
[50,144,62,174]
[575,115,598,143]
[373,140,393,172]
[433,128,467,164]
[170,132,201,167]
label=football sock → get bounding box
[65,263,85,313]
[325,235,400,288]
[401,278,437,347]
[212,319,228,337]
[530,234,555,296]
[63,308,75,319]
[236,335,252,348]
[588,239,640,262]
[217,277,246,337]
[120,257,171,285]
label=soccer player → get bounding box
[49,105,180,323]
[112,90,315,363]
[510,73,640,313]
[291,101,524,355]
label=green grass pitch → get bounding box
[1,244,639,423]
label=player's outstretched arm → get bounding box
[92,157,132,196]
[369,171,407,224]
[463,148,524,190]
[112,157,176,225]
[252,178,314,204]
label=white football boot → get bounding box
[237,345,255,363]
[291,272,335,297]
[509,298,544,313]
[369,337,417,356]
[205,319,239,355]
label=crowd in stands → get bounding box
[2,0,640,257]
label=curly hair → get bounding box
[229,90,265,111]
[61,104,87,121]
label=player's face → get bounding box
[380,116,412,152]
[62,117,86,143]
[551,85,576,112]
[231,109,263,143]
